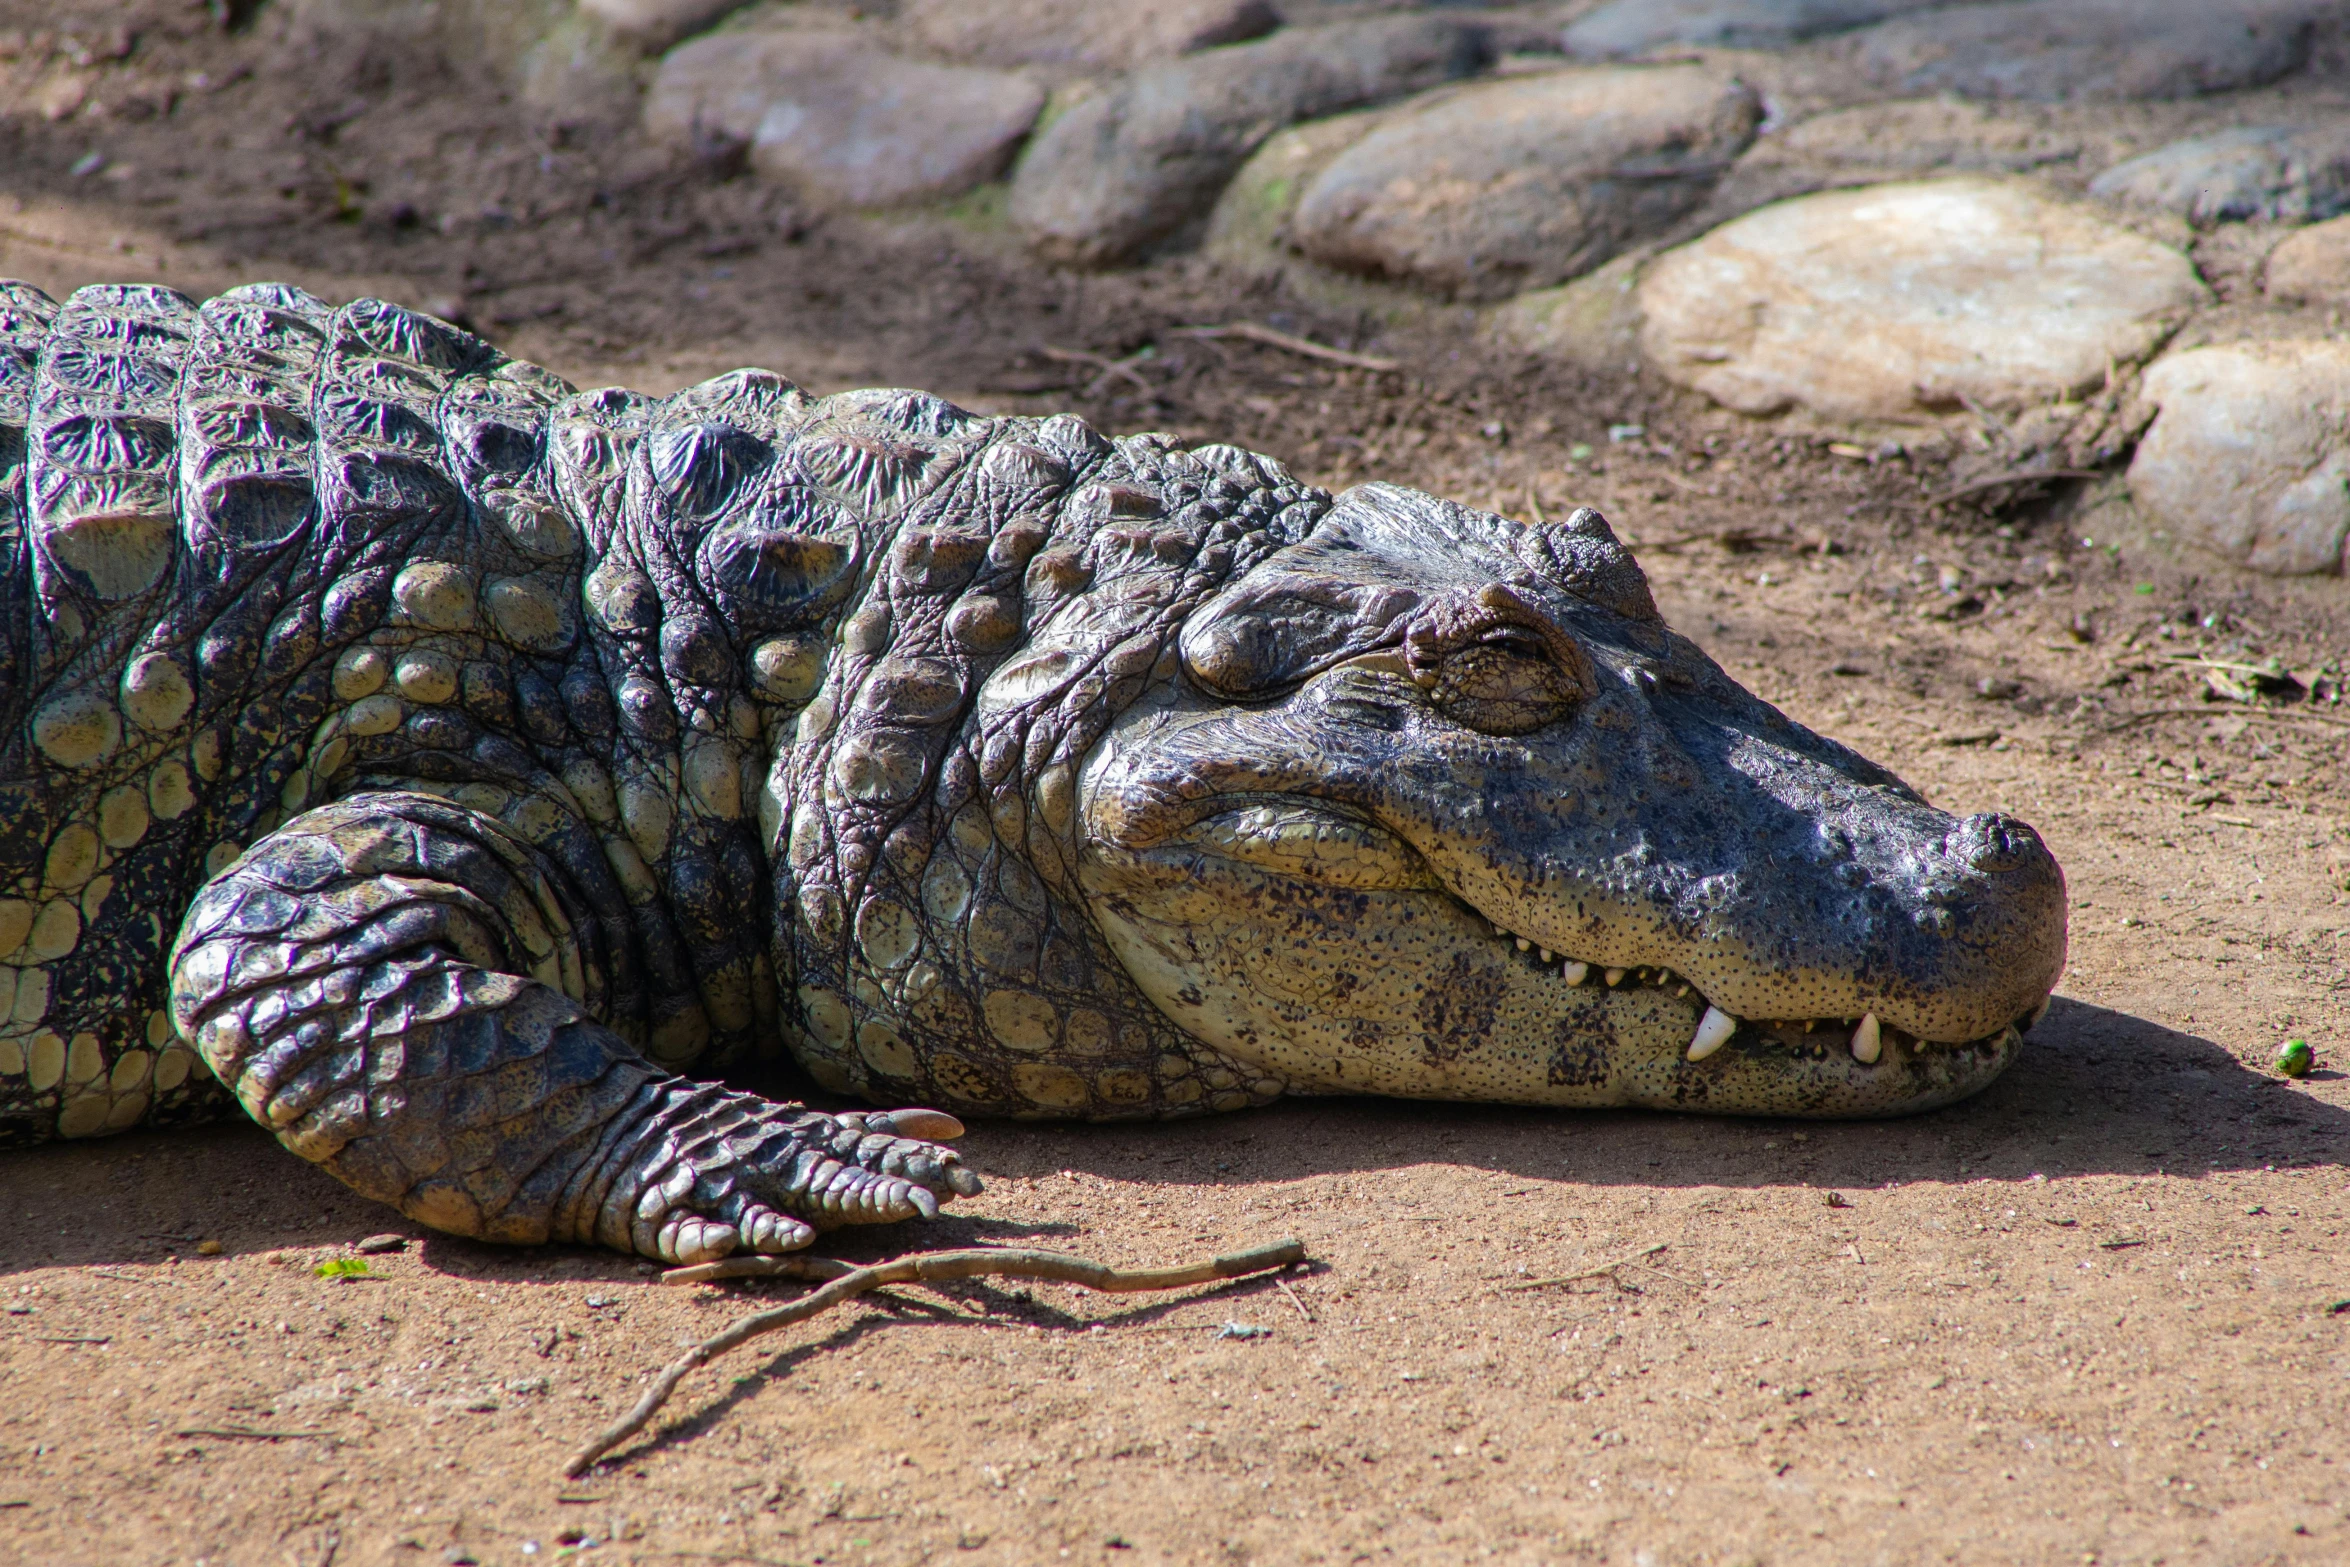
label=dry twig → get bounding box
[2102,705,2350,734]
[565,1238,1306,1478]
[1501,1242,1668,1292]
[1167,321,1399,373]
[1929,468,2104,507]
[1038,344,1154,397]
[1275,1275,1315,1324]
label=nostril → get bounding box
[1952,812,2044,874]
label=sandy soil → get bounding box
[4,7,2349,1565]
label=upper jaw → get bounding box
[1161,794,2062,1063]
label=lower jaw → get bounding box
[1265,984,2026,1119]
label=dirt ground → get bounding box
[5,7,2350,1566]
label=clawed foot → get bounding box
[590,1088,983,1265]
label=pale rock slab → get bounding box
[1638,178,2207,425]
[2129,341,2350,575]
[2090,126,2350,227]
[901,0,1277,74]
[2265,214,2350,305]
[1009,15,1491,268]
[1854,0,2321,102]
[1288,65,1761,301]
[1563,0,1945,56]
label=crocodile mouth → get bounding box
[1158,797,2042,1071]
[1472,912,2038,1070]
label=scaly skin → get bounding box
[0,281,2067,1264]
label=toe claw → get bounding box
[907,1185,940,1221]
[885,1109,965,1141]
[946,1165,984,1198]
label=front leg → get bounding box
[167,792,979,1264]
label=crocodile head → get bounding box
[1073,484,2066,1116]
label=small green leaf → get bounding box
[1568,443,1595,462]
[314,1258,370,1279]
[2134,583,2156,594]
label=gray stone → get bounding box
[901,0,1278,74]
[645,18,1044,206]
[1854,0,2320,102]
[645,18,868,148]
[2130,341,2350,575]
[1288,65,1761,301]
[2265,214,2350,305]
[1638,178,2208,426]
[2090,126,2350,227]
[1769,98,2086,175]
[1009,15,1492,268]
[748,54,1046,209]
[1563,0,1945,57]
[579,0,749,51]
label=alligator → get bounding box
[0,281,2067,1263]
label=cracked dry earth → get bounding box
[6,22,2350,1567]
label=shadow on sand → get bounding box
[4,997,2338,1279]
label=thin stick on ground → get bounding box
[1038,344,1154,396]
[564,1238,1306,1479]
[1501,1242,1668,1292]
[1166,321,1400,373]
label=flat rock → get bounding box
[579,0,748,50]
[2090,125,2350,227]
[1563,0,1943,56]
[644,19,1044,206]
[1854,0,2320,101]
[2265,214,2350,304]
[646,18,868,147]
[1638,178,2208,425]
[2130,341,2350,575]
[901,0,1278,74]
[1289,65,1761,301]
[750,54,1045,209]
[1009,15,1492,268]
[1770,98,2086,175]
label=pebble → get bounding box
[1853,0,2322,102]
[355,1232,410,1254]
[901,0,1276,74]
[1563,0,1941,56]
[2089,125,2350,227]
[2128,340,2350,575]
[2265,214,2350,305]
[1637,178,2207,425]
[1288,65,1760,301]
[1009,14,1490,268]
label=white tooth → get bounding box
[1563,961,1588,985]
[1850,1013,1882,1064]
[1539,948,1553,963]
[1604,967,1625,987]
[1515,937,1531,952]
[1675,984,1690,998]
[1687,1005,1738,1062]
[1802,1019,1815,1033]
